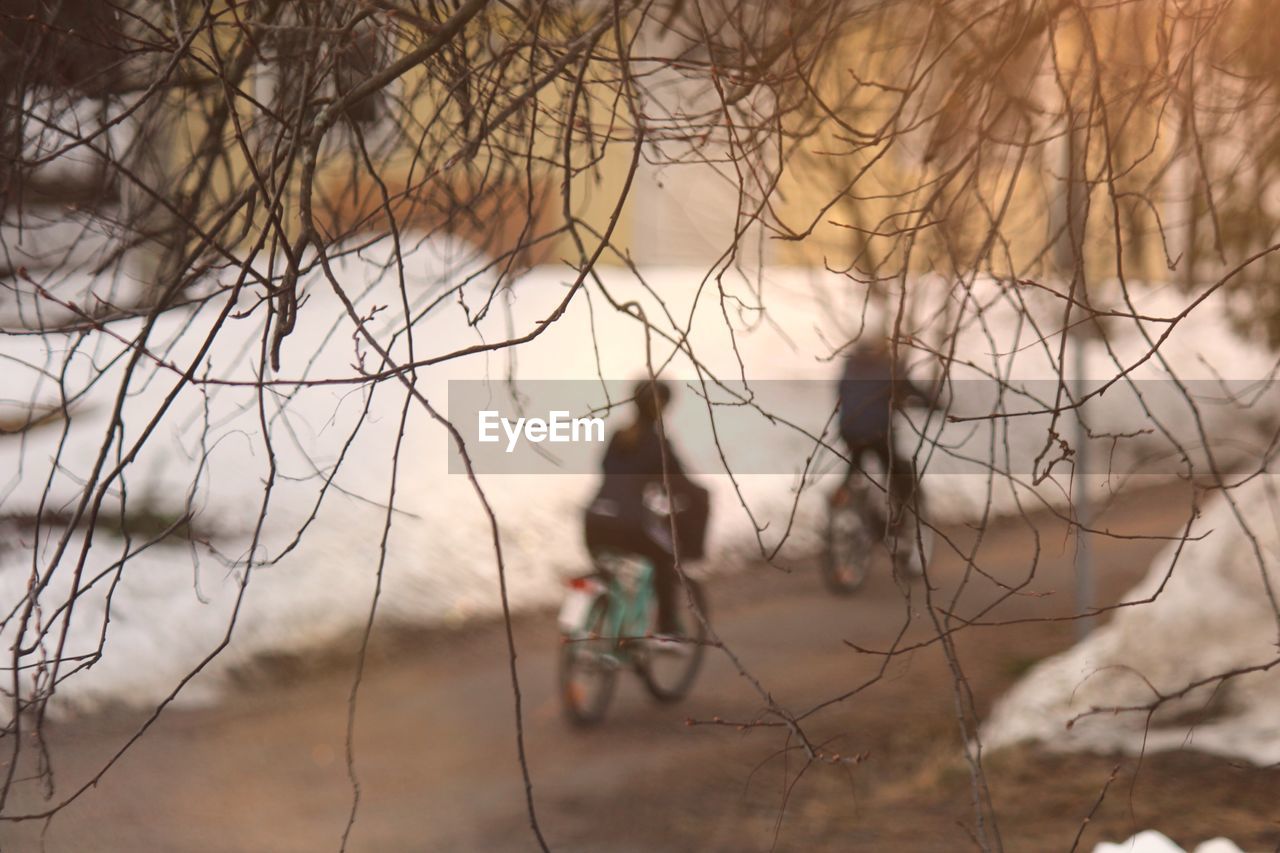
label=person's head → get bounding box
[854,336,890,357]
[847,335,893,367]
[632,379,673,423]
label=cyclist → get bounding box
[834,337,934,574]
[584,379,708,641]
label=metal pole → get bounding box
[1073,339,1094,639]
[1052,90,1094,642]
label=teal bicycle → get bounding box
[558,553,708,726]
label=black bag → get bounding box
[672,481,710,561]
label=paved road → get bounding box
[0,489,1191,851]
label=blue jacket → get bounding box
[838,348,924,443]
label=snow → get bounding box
[1092,831,1243,853]
[981,470,1280,765]
[2,250,1278,716]
[1,96,137,288]
[1193,841,1247,853]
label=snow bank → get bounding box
[1093,831,1243,853]
[981,471,1280,765]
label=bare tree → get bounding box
[3,0,1280,849]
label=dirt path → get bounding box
[3,487,1278,851]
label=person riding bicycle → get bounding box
[584,379,709,640]
[834,337,934,574]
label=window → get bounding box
[253,14,401,150]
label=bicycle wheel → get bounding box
[638,578,708,703]
[559,596,619,726]
[823,501,874,594]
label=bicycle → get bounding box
[557,552,708,726]
[823,467,933,594]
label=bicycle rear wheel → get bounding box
[823,502,874,594]
[638,578,708,703]
[559,596,618,726]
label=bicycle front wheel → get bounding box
[559,596,618,726]
[638,578,708,703]
[823,502,874,594]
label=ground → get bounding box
[2,486,1278,852]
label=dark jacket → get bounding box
[587,422,709,560]
[838,347,929,443]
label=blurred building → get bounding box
[3,0,1277,316]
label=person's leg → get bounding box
[863,438,907,527]
[888,441,917,518]
[646,548,680,635]
[633,519,680,635]
[834,437,868,505]
[875,435,922,570]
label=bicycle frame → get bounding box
[562,554,656,664]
